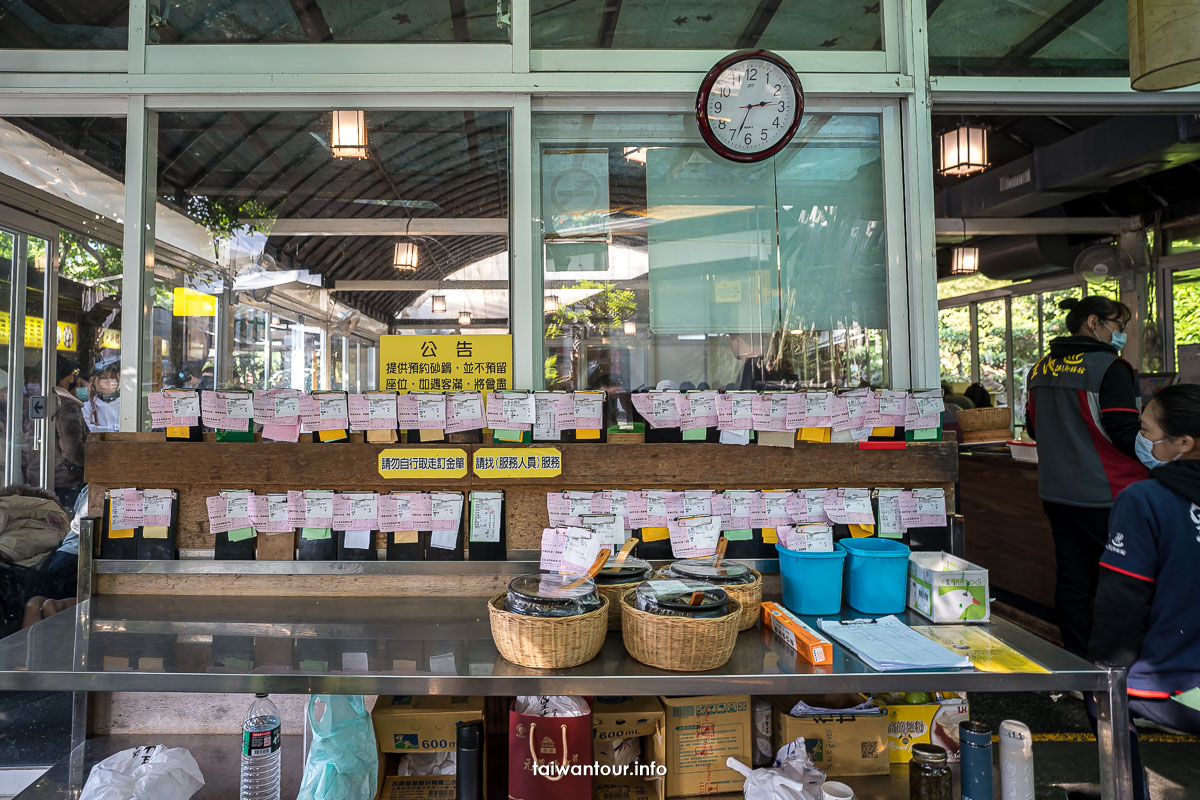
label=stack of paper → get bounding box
[818,615,972,672]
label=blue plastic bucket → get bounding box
[776,543,847,616]
[839,538,911,614]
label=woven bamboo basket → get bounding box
[488,594,609,669]
[598,580,646,630]
[956,406,1011,432]
[619,589,741,672]
[654,562,763,632]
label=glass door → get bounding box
[3,227,59,495]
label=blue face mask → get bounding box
[74,388,89,402]
[1110,331,1127,351]
[1135,432,1176,470]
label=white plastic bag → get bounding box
[513,696,589,717]
[727,737,826,800]
[79,744,204,800]
[394,751,456,776]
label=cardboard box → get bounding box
[659,695,751,797]
[907,552,990,623]
[760,602,834,666]
[883,693,969,764]
[371,695,484,754]
[771,695,888,777]
[593,697,667,800]
[371,696,484,800]
[376,753,456,800]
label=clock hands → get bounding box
[734,101,772,141]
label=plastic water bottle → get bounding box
[240,693,281,800]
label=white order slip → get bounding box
[818,615,972,672]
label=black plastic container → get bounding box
[665,557,755,587]
[633,579,732,619]
[594,557,653,586]
[504,574,603,618]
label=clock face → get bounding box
[697,51,803,163]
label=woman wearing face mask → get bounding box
[80,361,120,433]
[1087,384,1200,800]
[1024,296,1147,656]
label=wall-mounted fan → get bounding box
[1073,244,1133,284]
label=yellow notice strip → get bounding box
[912,625,1050,674]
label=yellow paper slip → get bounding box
[912,625,1050,674]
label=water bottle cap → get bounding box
[959,720,991,746]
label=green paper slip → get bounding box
[724,529,753,541]
[494,429,524,442]
[913,427,940,441]
[682,427,708,441]
[227,527,256,542]
[1173,687,1200,711]
[301,527,332,541]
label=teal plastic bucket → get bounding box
[775,543,847,616]
[839,538,911,614]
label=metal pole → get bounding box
[6,231,27,484]
[119,97,158,431]
[969,302,980,385]
[1004,296,1015,410]
[70,517,97,760]
[511,95,538,389]
[1095,665,1134,800]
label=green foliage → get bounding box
[179,196,277,243]
[60,230,123,282]
[1174,277,1200,357]
[544,281,637,382]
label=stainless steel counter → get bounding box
[0,594,1108,696]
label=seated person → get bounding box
[1089,384,1200,800]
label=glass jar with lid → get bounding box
[634,579,733,619]
[909,743,952,800]
[594,556,653,586]
[504,574,603,618]
[664,556,755,587]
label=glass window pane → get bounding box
[155,0,510,43]
[1173,268,1200,373]
[929,0,1128,77]
[977,299,1007,404]
[0,2,128,48]
[536,111,888,392]
[330,332,345,390]
[0,230,11,481]
[1042,286,1082,351]
[939,305,973,385]
[232,306,268,389]
[532,0,882,50]
[1011,294,1040,433]
[61,230,125,434]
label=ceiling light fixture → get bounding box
[431,294,446,313]
[330,110,368,159]
[458,310,472,326]
[951,246,980,276]
[393,241,418,272]
[938,124,988,177]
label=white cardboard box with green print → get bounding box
[907,553,990,623]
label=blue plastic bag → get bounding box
[297,695,379,800]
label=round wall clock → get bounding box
[696,49,805,163]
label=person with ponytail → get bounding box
[1087,384,1200,800]
[1024,295,1146,656]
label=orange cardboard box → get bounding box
[760,602,833,666]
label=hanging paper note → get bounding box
[804,392,834,428]
[445,391,485,433]
[670,514,722,558]
[469,491,503,543]
[683,391,719,429]
[533,392,562,441]
[109,488,144,529]
[377,494,403,532]
[430,492,463,532]
[877,489,905,538]
[300,393,349,432]
[253,389,301,425]
[762,490,794,527]
[142,489,173,527]
[644,491,671,527]
[205,495,233,534]
[486,391,534,430]
[783,523,834,552]
[580,513,625,546]
[541,526,600,573]
[413,393,447,430]
[546,492,578,527]
[349,392,398,431]
[723,490,754,531]
[913,488,948,527]
[682,490,713,516]
[906,390,943,431]
[572,391,604,430]
[255,494,294,533]
[876,390,908,427]
[221,492,253,530]
[302,492,334,529]
[333,493,379,531]
[625,491,649,528]
[149,390,200,428]
[752,393,791,432]
[200,392,238,430]
[784,392,807,430]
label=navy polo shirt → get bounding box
[1102,480,1200,698]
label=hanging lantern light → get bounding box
[1129,0,1200,90]
[951,246,980,276]
[938,124,988,177]
[458,310,472,326]
[393,241,418,272]
[623,320,637,335]
[431,294,447,313]
[330,110,368,159]
[544,295,560,313]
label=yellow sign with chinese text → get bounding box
[472,447,562,479]
[172,287,217,317]
[0,312,78,351]
[377,448,469,480]
[379,334,513,394]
